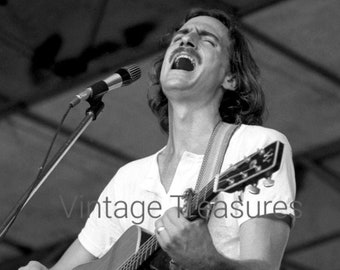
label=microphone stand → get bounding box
[0,96,105,240]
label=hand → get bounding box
[18,261,48,270]
[155,207,219,270]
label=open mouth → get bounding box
[171,54,196,71]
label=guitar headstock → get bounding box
[213,141,284,194]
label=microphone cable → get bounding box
[0,103,73,240]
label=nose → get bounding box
[179,31,198,48]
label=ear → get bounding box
[221,74,237,91]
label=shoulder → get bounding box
[234,124,291,152]
[238,124,289,143]
[224,124,292,166]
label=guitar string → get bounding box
[132,236,158,269]
[120,237,151,270]
[137,236,158,267]
[191,166,248,214]
[192,182,213,212]
[118,236,154,269]
[189,150,262,215]
[193,164,238,207]
[191,160,253,214]
[119,234,158,269]
[192,153,274,216]
[194,165,271,214]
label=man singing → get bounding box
[20,8,295,270]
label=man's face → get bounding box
[160,15,232,103]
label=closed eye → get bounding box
[171,33,184,43]
[203,39,216,46]
[173,36,181,42]
[197,29,219,47]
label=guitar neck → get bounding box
[185,180,215,220]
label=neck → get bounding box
[164,102,221,159]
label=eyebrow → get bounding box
[175,28,220,43]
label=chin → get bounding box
[162,77,193,92]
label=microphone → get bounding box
[70,64,141,107]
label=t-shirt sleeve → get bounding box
[78,173,124,258]
[234,129,296,227]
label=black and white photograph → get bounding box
[0,1,339,269]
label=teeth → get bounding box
[174,54,195,67]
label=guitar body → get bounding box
[74,225,172,270]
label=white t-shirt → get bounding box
[78,124,296,259]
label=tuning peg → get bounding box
[244,156,251,162]
[257,148,265,155]
[263,177,275,187]
[247,183,260,194]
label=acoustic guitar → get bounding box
[74,141,284,270]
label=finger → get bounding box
[162,207,188,235]
[166,207,184,220]
[155,220,172,251]
[18,261,46,270]
[155,225,166,234]
[154,209,181,232]
[28,261,46,270]
[154,217,163,231]
[154,217,170,240]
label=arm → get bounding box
[210,217,290,270]
[51,238,96,270]
[238,215,290,270]
[19,239,96,270]
[155,207,290,270]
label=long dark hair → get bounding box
[148,8,265,133]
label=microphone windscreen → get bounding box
[117,64,141,86]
